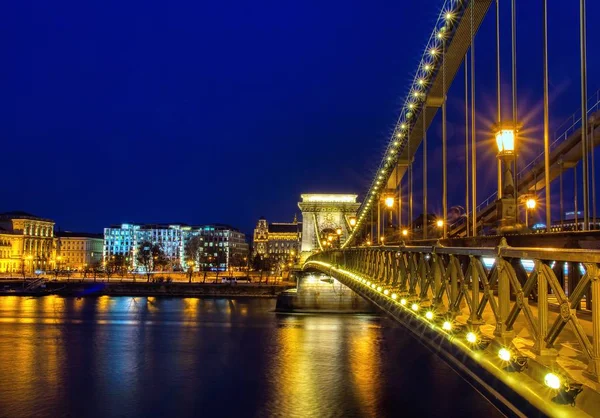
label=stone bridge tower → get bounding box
[297,194,360,260]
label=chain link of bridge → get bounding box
[304,243,600,416]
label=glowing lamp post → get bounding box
[349,217,357,228]
[495,123,520,234]
[525,196,537,228]
[384,195,394,230]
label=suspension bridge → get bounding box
[299,0,600,416]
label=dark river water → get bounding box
[0,296,503,418]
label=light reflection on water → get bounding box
[0,296,501,418]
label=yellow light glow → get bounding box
[383,289,389,296]
[495,129,515,154]
[466,332,478,344]
[424,64,432,71]
[402,229,408,237]
[391,293,398,300]
[385,196,394,208]
[498,348,512,362]
[371,283,376,289]
[400,298,407,306]
[411,303,419,311]
[336,228,342,235]
[302,194,357,203]
[544,373,561,390]
[526,198,537,209]
[442,321,452,331]
[425,311,434,320]
[418,78,425,86]
[349,217,356,227]
[436,219,444,228]
[327,236,333,242]
[366,240,371,246]
[377,286,382,292]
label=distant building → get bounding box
[103,222,248,271]
[0,211,55,273]
[55,232,103,270]
[186,224,249,271]
[103,223,140,264]
[252,216,302,263]
[138,224,185,269]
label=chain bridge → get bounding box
[299,0,600,415]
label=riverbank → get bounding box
[0,280,295,298]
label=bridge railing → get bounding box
[305,242,600,379]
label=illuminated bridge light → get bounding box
[383,289,389,296]
[498,348,511,362]
[391,293,398,300]
[425,311,434,320]
[466,332,478,344]
[400,298,407,306]
[442,321,452,331]
[544,373,561,390]
[377,286,382,292]
[411,303,419,311]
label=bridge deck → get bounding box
[305,243,600,416]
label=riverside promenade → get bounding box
[0,279,295,298]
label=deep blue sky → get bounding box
[3,0,600,235]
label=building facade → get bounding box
[104,223,248,271]
[252,216,302,263]
[55,232,103,271]
[103,223,140,264]
[0,211,56,274]
[185,224,249,271]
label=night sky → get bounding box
[3,0,600,235]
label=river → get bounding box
[0,296,503,417]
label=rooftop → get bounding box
[0,211,54,223]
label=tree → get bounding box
[184,236,203,283]
[228,252,245,275]
[112,254,128,280]
[136,242,167,281]
[214,250,227,282]
[136,241,154,281]
[152,245,169,272]
[88,260,102,282]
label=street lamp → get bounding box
[525,196,537,228]
[402,229,409,237]
[436,219,444,228]
[495,123,520,233]
[384,195,394,230]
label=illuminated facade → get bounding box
[252,216,302,263]
[55,232,103,270]
[297,194,360,257]
[184,224,249,271]
[0,211,56,273]
[104,223,248,271]
[103,223,140,264]
[138,224,185,269]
